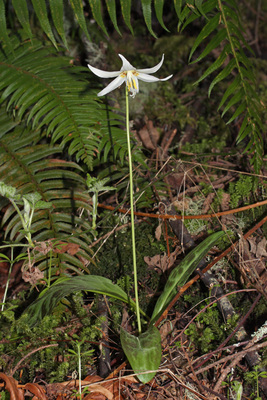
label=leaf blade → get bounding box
[25,275,139,326]
[120,325,162,383]
[150,231,226,324]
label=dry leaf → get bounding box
[144,250,178,273]
[138,120,160,151]
[247,237,267,258]
[0,373,24,400]
[255,238,267,258]
[22,266,44,285]
[202,193,215,214]
[172,198,190,212]
[54,242,80,255]
[155,224,162,241]
[25,382,48,399]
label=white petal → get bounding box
[136,54,165,74]
[97,75,126,97]
[88,64,120,78]
[118,54,135,71]
[137,72,173,83]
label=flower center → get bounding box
[120,70,139,96]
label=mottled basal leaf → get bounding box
[12,0,32,39]
[25,275,139,326]
[89,0,108,36]
[50,0,68,48]
[141,0,157,38]
[120,325,162,383]
[154,0,169,31]
[105,0,121,35]
[32,0,57,48]
[120,0,133,34]
[150,231,225,325]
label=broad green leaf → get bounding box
[12,0,32,39]
[31,0,57,48]
[89,0,108,36]
[189,13,220,62]
[50,0,68,49]
[25,275,140,326]
[120,0,133,34]
[154,0,169,31]
[105,0,121,35]
[141,0,157,38]
[120,325,162,383]
[150,231,225,324]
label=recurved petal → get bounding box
[118,54,135,71]
[97,75,126,97]
[88,64,120,78]
[136,54,165,74]
[137,72,173,83]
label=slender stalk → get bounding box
[9,199,34,247]
[125,87,141,334]
[77,342,82,399]
[1,247,14,311]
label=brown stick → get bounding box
[97,199,267,220]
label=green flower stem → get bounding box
[125,86,141,334]
[9,199,34,247]
[1,247,14,312]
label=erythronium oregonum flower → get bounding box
[88,54,173,98]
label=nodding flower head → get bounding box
[88,54,173,98]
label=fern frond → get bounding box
[105,0,121,35]
[141,0,157,38]
[154,0,170,32]
[0,36,104,169]
[0,109,94,275]
[97,126,146,167]
[181,0,264,172]
[120,0,134,34]
[31,0,58,48]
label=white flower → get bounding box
[88,54,172,98]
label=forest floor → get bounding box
[1,133,267,399]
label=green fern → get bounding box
[0,36,104,169]
[0,108,95,275]
[2,0,263,173]
[180,0,264,172]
